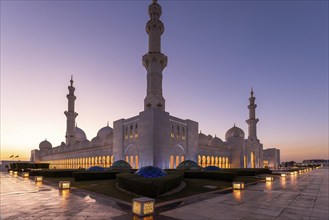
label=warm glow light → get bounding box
[299,170,302,174]
[232,182,244,190]
[290,172,294,176]
[294,171,298,175]
[35,176,43,182]
[23,172,29,178]
[132,197,155,217]
[266,177,273,182]
[281,173,286,177]
[233,190,242,202]
[59,181,70,189]
[13,171,18,176]
[9,170,13,175]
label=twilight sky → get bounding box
[1,0,328,162]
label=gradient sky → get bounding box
[1,0,328,163]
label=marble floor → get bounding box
[1,168,328,219]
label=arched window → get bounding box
[135,155,139,169]
[206,156,211,166]
[130,125,133,138]
[170,155,174,169]
[135,124,138,138]
[177,125,180,138]
[175,156,180,168]
[171,125,174,138]
[182,127,186,140]
[198,155,201,166]
[125,126,128,139]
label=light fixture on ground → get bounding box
[232,182,245,190]
[281,173,286,177]
[35,176,43,182]
[294,171,298,175]
[13,171,18,176]
[132,197,155,217]
[59,181,71,190]
[23,172,29,178]
[290,172,294,176]
[299,170,302,174]
[9,170,13,175]
[266,177,273,182]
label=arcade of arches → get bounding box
[44,154,230,169]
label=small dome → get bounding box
[207,134,213,140]
[110,160,132,169]
[75,127,87,142]
[91,136,102,147]
[97,125,113,140]
[88,166,105,171]
[135,166,167,178]
[177,160,200,170]
[225,125,245,140]
[39,139,52,150]
[81,139,90,148]
[209,136,223,147]
[204,166,221,171]
[103,132,113,145]
[199,132,209,146]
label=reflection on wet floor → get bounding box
[0,172,127,219]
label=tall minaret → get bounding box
[246,88,259,140]
[64,76,78,145]
[143,0,168,111]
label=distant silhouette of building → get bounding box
[30,0,279,170]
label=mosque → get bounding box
[30,0,279,170]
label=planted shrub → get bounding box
[73,171,120,181]
[183,171,237,181]
[28,169,76,177]
[117,172,183,198]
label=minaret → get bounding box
[143,0,168,111]
[64,76,78,145]
[246,88,259,140]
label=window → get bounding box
[135,124,138,138]
[182,127,186,140]
[170,125,174,138]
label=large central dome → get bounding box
[225,125,245,140]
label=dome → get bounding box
[103,132,113,145]
[80,139,90,148]
[135,166,167,178]
[97,125,113,140]
[110,160,132,169]
[225,125,245,140]
[39,139,52,150]
[88,166,105,171]
[198,132,209,146]
[75,127,87,142]
[91,136,102,147]
[204,166,221,171]
[209,136,223,147]
[177,160,200,170]
[207,134,213,140]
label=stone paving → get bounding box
[1,168,328,219]
[161,168,329,220]
[0,173,127,219]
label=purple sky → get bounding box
[1,0,328,162]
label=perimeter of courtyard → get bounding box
[1,168,328,220]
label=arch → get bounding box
[170,155,174,169]
[175,156,180,168]
[125,144,139,168]
[206,156,211,167]
[211,156,215,166]
[202,155,206,168]
[250,152,255,168]
[170,144,185,156]
[198,155,201,166]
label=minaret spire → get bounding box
[246,88,259,140]
[64,76,78,145]
[143,0,167,111]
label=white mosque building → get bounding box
[31,0,279,170]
